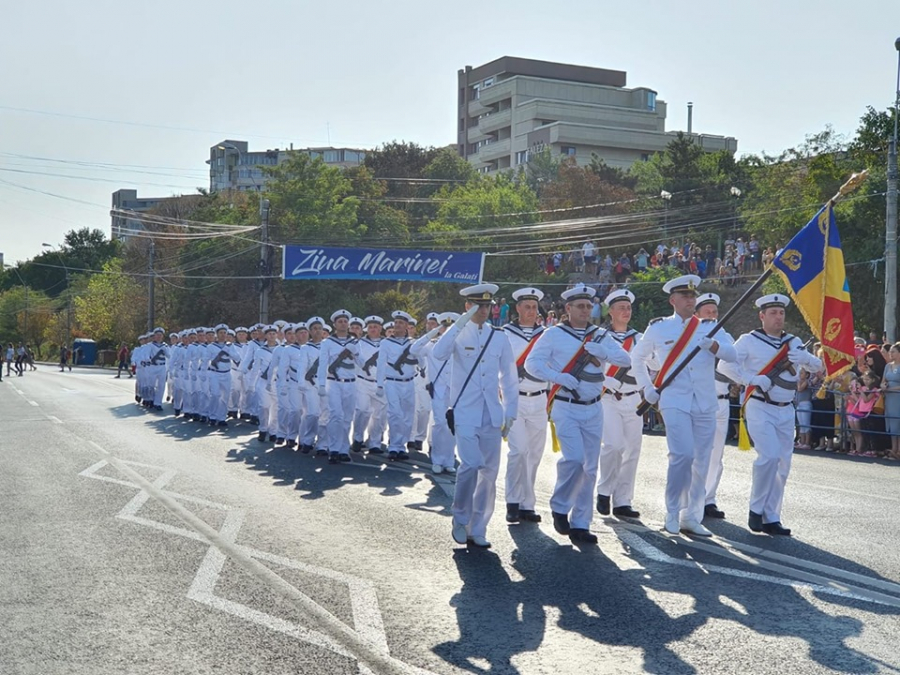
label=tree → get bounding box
[0,286,53,350]
[73,259,147,347]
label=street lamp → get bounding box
[660,190,672,240]
[884,37,900,342]
[41,243,71,352]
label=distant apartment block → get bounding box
[110,189,178,242]
[207,140,367,192]
[457,56,737,173]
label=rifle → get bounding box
[390,342,417,374]
[562,330,607,400]
[305,358,319,385]
[327,338,359,377]
[362,351,379,376]
[758,337,816,391]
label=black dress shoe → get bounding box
[217,421,228,428]
[268,434,277,443]
[552,512,571,535]
[300,444,312,454]
[748,510,764,532]
[257,431,267,442]
[762,521,792,536]
[596,494,611,516]
[388,451,398,461]
[351,440,363,453]
[519,510,542,523]
[569,529,598,544]
[397,451,409,460]
[368,447,384,454]
[275,437,285,445]
[413,440,423,451]
[506,503,520,523]
[285,440,296,450]
[612,506,640,519]
[406,441,416,451]
[704,504,726,519]
[315,449,328,457]
[339,454,351,463]
[328,452,339,464]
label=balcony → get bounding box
[477,137,511,162]
[478,108,511,135]
[478,80,515,107]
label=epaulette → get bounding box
[648,317,665,325]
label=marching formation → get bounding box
[128,276,822,549]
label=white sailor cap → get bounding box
[214,323,229,332]
[391,310,414,323]
[426,312,440,322]
[169,332,178,339]
[384,321,395,330]
[307,316,325,327]
[438,311,460,325]
[153,327,164,334]
[561,284,596,302]
[695,292,720,308]
[512,287,544,303]
[322,324,332,332]
[349,316,364,326]
[262,324,277,334]
[364,315,384,325]
[251,323,264,331]
[755,293,790,310]
[204,326,216,333]
[662,274,701,295]
[227,329,235,336]
[235,326,249,333]
[408,317,418,327]
[460,283,499,305]
[331,309,351,322]
[274,319,288,329]
[604,288,635,307]
[186,329,197,336]
[282,323,295,332]
[293,322,308,332]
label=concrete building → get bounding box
[110,189,178,242]
[207,141,367,192]
[457,56,737,173]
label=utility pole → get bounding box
[148,239,155,332]
[259,198,270,325]
[885,37,900,342]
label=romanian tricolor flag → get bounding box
[772,203,855,379]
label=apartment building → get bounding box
[110,189,179,242]
[457,56,737,173]
[207,141,367,192]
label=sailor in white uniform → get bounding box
[253,325,279,443]
[145,328,170,410]
[718,294,822,536]
[299,317,326,454]
[596,289,646,520]
[317,309,360,463]
[630,275,737,536]
[376,311,418,461]
[434,284,518,549]
[525,284,631,544]
[206,323,234,427]
[228,327,249,419]
[352,316,386,454]
[502,287,548,524]
[410,315,434,452]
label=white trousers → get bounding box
[452,404,501,539]
[353,379,386,447]
[660,402,716,524]
[244,375,260,417]
[172,372,186,412]
[413,377,431,443]
[550,399,603,530]
[278,384,302,442]
[266,382,281,437]
[184,374,196,415]
[197,374,209,417]
[326,379,357,454]
[597,392,644,508]
[229,369,243,413]
[705,397,730,506]
[300,383,321,447]
[430,392,456,469]
[207,371,231,422]
[745,397,795,524]
[504,392,548,511]
[256,383,274,434]
[385,379,414,453]
[146,366,167,407]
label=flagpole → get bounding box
[635,170,870,417]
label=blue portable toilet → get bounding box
[72,338,97,366]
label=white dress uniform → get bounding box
[206,330,233,426]
[268,335,291,440]
[718,294,822,534]
[228,330,249,417]
[131,338,145,402]
[239,332,264,420]
[167,333,179,402]
[317,312,360,460]
[502,290,548,521]
[253,331,278,438]
[433,285,519,546]
[525,286,631,539]
[168,338,184,414]
[277,336,307,449]
[197,331,214,420]
[353,318,387,452]
[410,313,458,472]
[145,332,170,408]
[376,312,419,458]
[299,322,325,452]
[595,290,645,516]
[630,275,737,534]
[182,336,197,416]
[411,317,432,448]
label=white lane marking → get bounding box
[28,400,39,406]
[792,480,900,503]
[47,415,63,424]
[80,455,430,675]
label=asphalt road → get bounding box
[1,366,899,674]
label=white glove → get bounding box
[555,373,579,390]
[455,304,478,330]
[500,416,516,437]
[787,349,808,365]
[698,337,716,352]
[749,375,772,392]
[318,385,327,397]
[425,326,441,340]
[643,387,660,404]
[375,386,385,398]
[345,341,359,355]
[584,341,609,359]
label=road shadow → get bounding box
[794,446,900,467]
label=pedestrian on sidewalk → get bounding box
[5,344,13,376]
[15,343,26,376]
[116,342,131,378]
[59,344,69,372]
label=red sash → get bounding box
[606,335,635,379]
[742,343,790,405]
[546,333,593,412]
[653,315,699,388]
[515,334,541,370]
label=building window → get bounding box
[324,150,340,162]
[459,118,465,132]
[561,146,576,157]
[472,84,480,100]
[483,77,494,88]
[641,153,650,161]
[343,150,365,163]
[647,91,657,112]
[515,150,529,165]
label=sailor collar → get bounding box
[609,328,639,342]
[361,337,381,346]
[558,322,600,340]
[504,322,543,340]
[388,336,410,345]
[751,329,792,348]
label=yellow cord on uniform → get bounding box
[738,408,752,451]
[549,419,561,453]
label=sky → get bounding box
[1,0,898,265]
